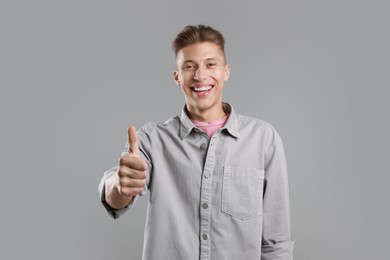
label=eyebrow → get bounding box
[183,58,219,64]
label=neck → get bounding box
[186,104,226,122]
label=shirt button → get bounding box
[204,172,211,178]
[202,233,208,240]
[200,143,207,150]
[202,203,209,209]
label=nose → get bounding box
[194,66,206,81]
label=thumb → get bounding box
[127,125,140,156]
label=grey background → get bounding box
[1,0,389,259]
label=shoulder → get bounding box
[137,115,180,137]
[236,113,277,133]
[235,113,283,147]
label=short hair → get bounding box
[172,25,226,61]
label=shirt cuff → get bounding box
[98,167,140,219]
[261,241,295,260]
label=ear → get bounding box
[224,64,231,81]
[173,70,180,86]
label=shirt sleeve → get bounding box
[261,129,294,259]
[97,166,142,219]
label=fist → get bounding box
[116,125,148,197]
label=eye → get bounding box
[183,64,195,70]
[207,63,216,68]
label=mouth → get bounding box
[190,84,214,95]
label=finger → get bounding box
[119,155,148,172]
[118,164,147,179]
[119,177,146,189]
[127,125,139,156]
[119,186,144,197]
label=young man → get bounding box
[99,25,294,260]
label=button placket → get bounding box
[199,135,219,259]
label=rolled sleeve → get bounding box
[262,130,294,259]
[98,166,140,219]
[262,242,294,260]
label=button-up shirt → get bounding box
[98,103,294,260]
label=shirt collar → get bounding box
[179,102,240,139]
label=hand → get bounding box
[116,125,148,197]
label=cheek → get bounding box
[182,73,193,84]
[211,71,225,82]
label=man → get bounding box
[99,24,294,260]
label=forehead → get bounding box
[176,42,225,64]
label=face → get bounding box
[174,42,230,119]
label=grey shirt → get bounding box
[98,103,294,260]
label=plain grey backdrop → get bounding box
[1,0,389,259]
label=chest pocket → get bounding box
[222,166,264,220]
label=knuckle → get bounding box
[133,179,144,188]
[122,187,142,197]
[139,179,147,187]
[140,171,148,180]
[120,187,132,197]
[142,161,148,171]
[117,166,127,177]
[119,178,127,187]
[135,188,144,195]
[119,156,128,165]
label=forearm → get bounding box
[105,173,133,210]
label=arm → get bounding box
[98,126,148,218]
[261,131,294,259]
[104,171,134,210]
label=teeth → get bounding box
[193,86,212,92]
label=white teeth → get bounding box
[193,86,212,92]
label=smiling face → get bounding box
[174,42,230,121]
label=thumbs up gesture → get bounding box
[116,126,148,197]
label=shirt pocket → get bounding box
[222,166,264,220]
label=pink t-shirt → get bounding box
[191,115,229,137]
